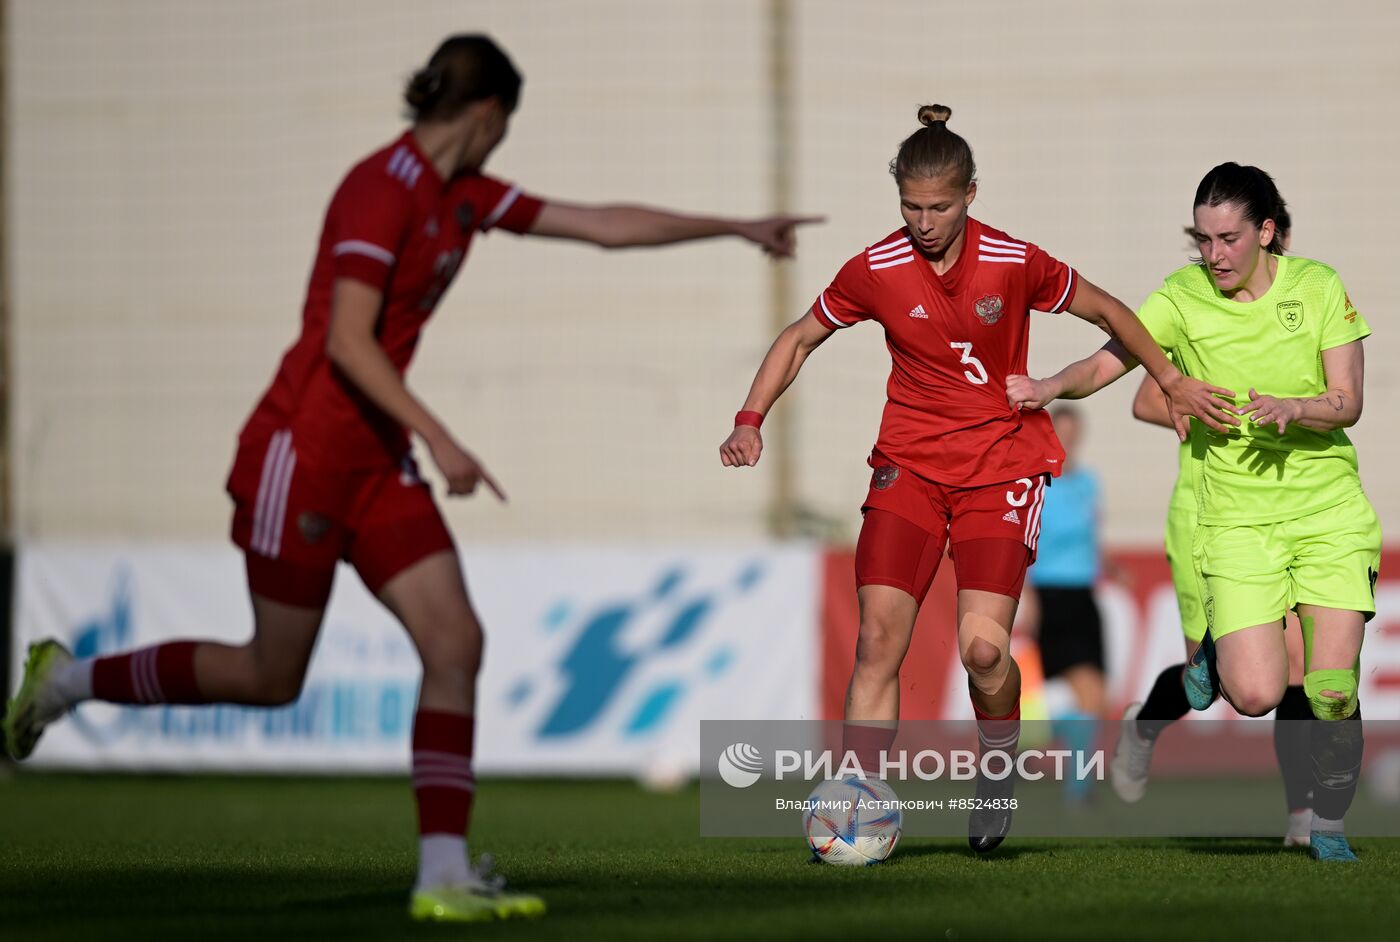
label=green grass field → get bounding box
[1,772,1396,941]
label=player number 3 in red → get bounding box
[949,341,988,385]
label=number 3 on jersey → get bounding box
[949,342,988,385]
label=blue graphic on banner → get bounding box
[54,556,773,763]
[68,571,138,745]
[509,562,762,740]
[65,570,417,750]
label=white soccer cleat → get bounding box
[1110,702,1155,804]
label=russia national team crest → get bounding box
[1276,300,1304,332]
[974,294,1004,325]
[872,465,900,490]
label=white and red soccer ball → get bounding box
[803,776,902,866]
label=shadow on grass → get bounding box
[894,840,1056,863]
[1159,836,1314,857]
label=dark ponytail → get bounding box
[404,35,522,123]
[889,104,976,189]
[1194,162,1289,254]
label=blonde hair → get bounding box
[890,103,976,188]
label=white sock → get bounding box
[36,659,94,721]
[1312,815,1344,834]
[416,835,471,891]
[1286,809,1312,836]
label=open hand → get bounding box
[1235,387,1301,434]
[1162,374,1239,442]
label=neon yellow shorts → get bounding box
[1195,491,1381,639]
[1164,481,1206,644]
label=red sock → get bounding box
[973,702,1021,757]
[413,710,476,837]
[91,641,204,704]
[842,722,898,775]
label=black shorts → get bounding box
[1035,586,1104,678]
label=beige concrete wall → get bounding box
[9,0,1399,546]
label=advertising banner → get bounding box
[12,544,819,774]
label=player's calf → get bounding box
[968,701,1020,854]
[1306,701,1363,862]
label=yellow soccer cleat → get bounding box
[3,639,74,760]
[409,884,546,923]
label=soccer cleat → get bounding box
[1284,809,1312,847]
[1309,830,1358,862]
[3,639,74,760]
[409,884,546,923]
[1109,702,1155,803]
[1183,631,1219,711]
[410,854,546,923]
[967,772,1015,854]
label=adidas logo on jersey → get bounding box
[908,304,928,319]
[1002,509,1021,524]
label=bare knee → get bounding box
[1225,682,1283,718]
[854,615,907,678]
[415,610,485,678]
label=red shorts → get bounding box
[226,429,455,608]
[855,452,1049,603]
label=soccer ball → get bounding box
[803,776,902,865]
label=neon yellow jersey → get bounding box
[1164,350,1196,527]
[1168,431,1194,521]
[1137,256,1371,526]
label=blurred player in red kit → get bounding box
[719,104,1227,853]
[4,34,819,923]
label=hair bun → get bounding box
[917,104,952,127]
[405,66,444,108]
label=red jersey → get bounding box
[239,131,544,470]
[815,217,1078,487]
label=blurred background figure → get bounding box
[1,30,819,925]
[1022,404,1106,806]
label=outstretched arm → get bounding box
[1237,340,1364,433]
[719,309,833,467]
[1006,340,1136,411]
[528,201,823,258]
[1060,278,1238,439]
[326,279,504,500]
